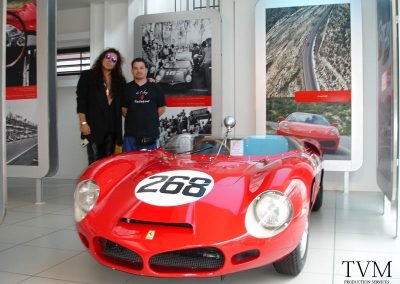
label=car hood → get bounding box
[93,153,280,239]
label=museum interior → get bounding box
[0,0,399,283]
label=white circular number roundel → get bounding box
[135,170,214,206]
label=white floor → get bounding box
[0,178,399,284]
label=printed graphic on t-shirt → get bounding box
[135,90,150,103]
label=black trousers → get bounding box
[86,134,115,165]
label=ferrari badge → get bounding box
[145,230,155,240]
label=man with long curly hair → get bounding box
[76,48,126,164]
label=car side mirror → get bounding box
[223,116,236,134]
[278,116,285,122]
[331,122,338,128]
[217,116,236,156]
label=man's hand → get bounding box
[80,123,91,136]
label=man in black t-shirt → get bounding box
[122,58,166,151]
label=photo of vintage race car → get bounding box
[155,52,193,89]
[276,112,340,153]
[74,117,324,278]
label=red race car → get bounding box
[277,112,340,153]
[74,117,324,278]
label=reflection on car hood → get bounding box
[282,121,336,133]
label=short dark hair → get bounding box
[131,57,148,69]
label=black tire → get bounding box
[312,169,324,211]
[273,222,309,275]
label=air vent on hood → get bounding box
[120,218,193,229]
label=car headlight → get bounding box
[280,122,289,129]
[245,190,293,238]
[185,74,192,82]
[74,180,100,222]
[330,128,339,135]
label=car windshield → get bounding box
[162,134,303,157]
[287,113,330,126]
[165,60,190,69]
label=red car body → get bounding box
[7,2,37,33]
[75,135,323,277]
[277,112,340,153]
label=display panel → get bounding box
[5,0,56,177]
[134,9,222,140]
[255,0,363,171]
[1,0,7,222]
[376,0,397,201]
[6,0,38,166]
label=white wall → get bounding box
[146,0,175,14]
[57,7,90,34]
[55,7,91,179]
[57,7,90,48]
[53,0,382,193]
[56,86,88,178]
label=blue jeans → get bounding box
[122,136,158,152]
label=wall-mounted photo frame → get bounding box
[255,0,363,171]
[5,0,57,177]
[1,0,6,222]
[134,9,222,138]
[376,0,397,201]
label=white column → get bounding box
[90,3,105,64]
[220,0,235,127]
[233,0,257,135]
[128,0,145,76]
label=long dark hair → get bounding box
[91,48,126,98]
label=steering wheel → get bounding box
[196,137,230,154]
[6,11,28,68]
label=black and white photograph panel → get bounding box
[6,99,38,166]
[141,18,212,98]
[159,107,212,146]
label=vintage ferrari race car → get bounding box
[74,117,324,278]
[155,52,193,89]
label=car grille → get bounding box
[149,247,224,273]
[97,238,143,270]
[96,238,224,273]
[320,141,336,147]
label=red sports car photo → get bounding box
[6,1,37,89]
[74,117,324,278]
[276,112,340,153]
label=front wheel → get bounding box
[273,221,309,275]
[312,169,324,211]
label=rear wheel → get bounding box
[273,222,309,275]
